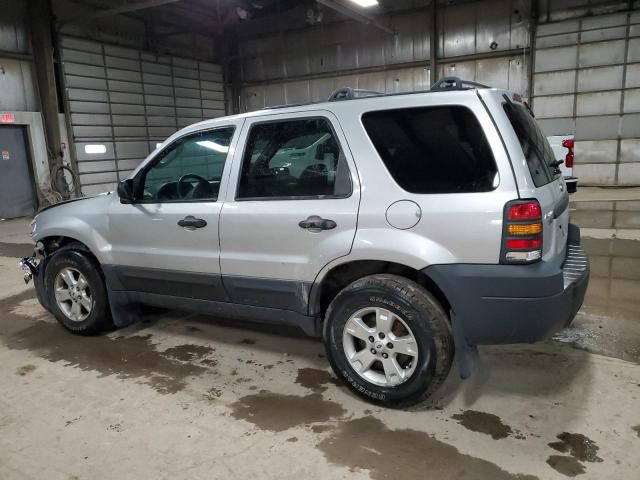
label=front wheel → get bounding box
[45,247,112,335]
[324,274,454,407]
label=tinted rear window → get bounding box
[362,106,498,194]
[503,102,559,187]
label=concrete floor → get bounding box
[1,191,639,480]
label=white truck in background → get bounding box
[547,135,577,193]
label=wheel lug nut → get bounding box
[381,353,388,359]
[368,336,375,343]
[370,348,377,355]
[378,332,385,339]
[387,342,393,349]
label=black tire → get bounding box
[44,246,112,335]
[324,274,454,408]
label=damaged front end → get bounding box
[17,243,52,312]
[18,256,39,284]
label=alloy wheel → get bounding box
[342,307,420,387]
[54,267,93,322]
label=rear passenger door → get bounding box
[219,111,360,314]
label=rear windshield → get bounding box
[362,106,498,194]
[503,102,560,187]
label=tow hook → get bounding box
[18,257,40,285]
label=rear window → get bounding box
[362,106,498,194]
[503,102,559,187]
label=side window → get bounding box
[503,102,559,187]
[362,106,498,194]
[140,127,234,202]
[236,118,351,200]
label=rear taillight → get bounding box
[502,199,543,264]
[562,139,574,168]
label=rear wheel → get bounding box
[45,248,112,335]
[324,274,453,407]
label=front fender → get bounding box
[32,194,114,264]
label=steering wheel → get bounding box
[177,173,209,199]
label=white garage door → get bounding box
[59,37,226,195]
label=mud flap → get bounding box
[451,310,479,379]
[106,286,143,328]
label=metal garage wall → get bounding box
[0,1,38,112]
[533,9,640,185]
[59,37,225,195]
[238,0,530,111]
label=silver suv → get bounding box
[20,78,589,407]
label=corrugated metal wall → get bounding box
[238,0,530,111]
[533,10,640,185]
[0,1,38,111]
[59,37,225,195]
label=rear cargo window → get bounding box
[362,106,498,194]
[503,102,559,187]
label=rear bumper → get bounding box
[423,224,589,345]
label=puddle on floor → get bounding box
[0,291,218,394]
[318,416,539,480]
[451,410,514,440]
[229,391,346,432]
[548,432,603,463]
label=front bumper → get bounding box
[18,254,51,312]
[424,224,589,345]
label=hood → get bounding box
[37,192,112,214]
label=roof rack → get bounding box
[327,87,383,102]
[429,76,489,91]
[262,77,489,111]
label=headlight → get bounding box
[29,219,37,236]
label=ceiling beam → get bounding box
[316,0,394,34]
[62,0,182,26]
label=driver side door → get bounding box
[107,123,240,301]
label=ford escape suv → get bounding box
[20,77,589,407]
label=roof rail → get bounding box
[328,87,383,102]
[430,76,489,92]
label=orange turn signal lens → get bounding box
[507,223,542,235]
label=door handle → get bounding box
[298,215,337,231]
[178,216,207,229]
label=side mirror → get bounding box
[117,179,135,204]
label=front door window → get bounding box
[140,127,235,202]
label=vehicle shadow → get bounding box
[132,307,327,362]
[424,341,593,411]
[131,308,592,414]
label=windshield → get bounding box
[503,102,560,187]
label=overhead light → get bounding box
[84,144,106,154]
[349,0,378,7]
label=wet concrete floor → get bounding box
[0,215,639,479]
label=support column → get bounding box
[225,31,242,114]
[430,0,438,87]
[27,0,62,167]
[27,0,73,199]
